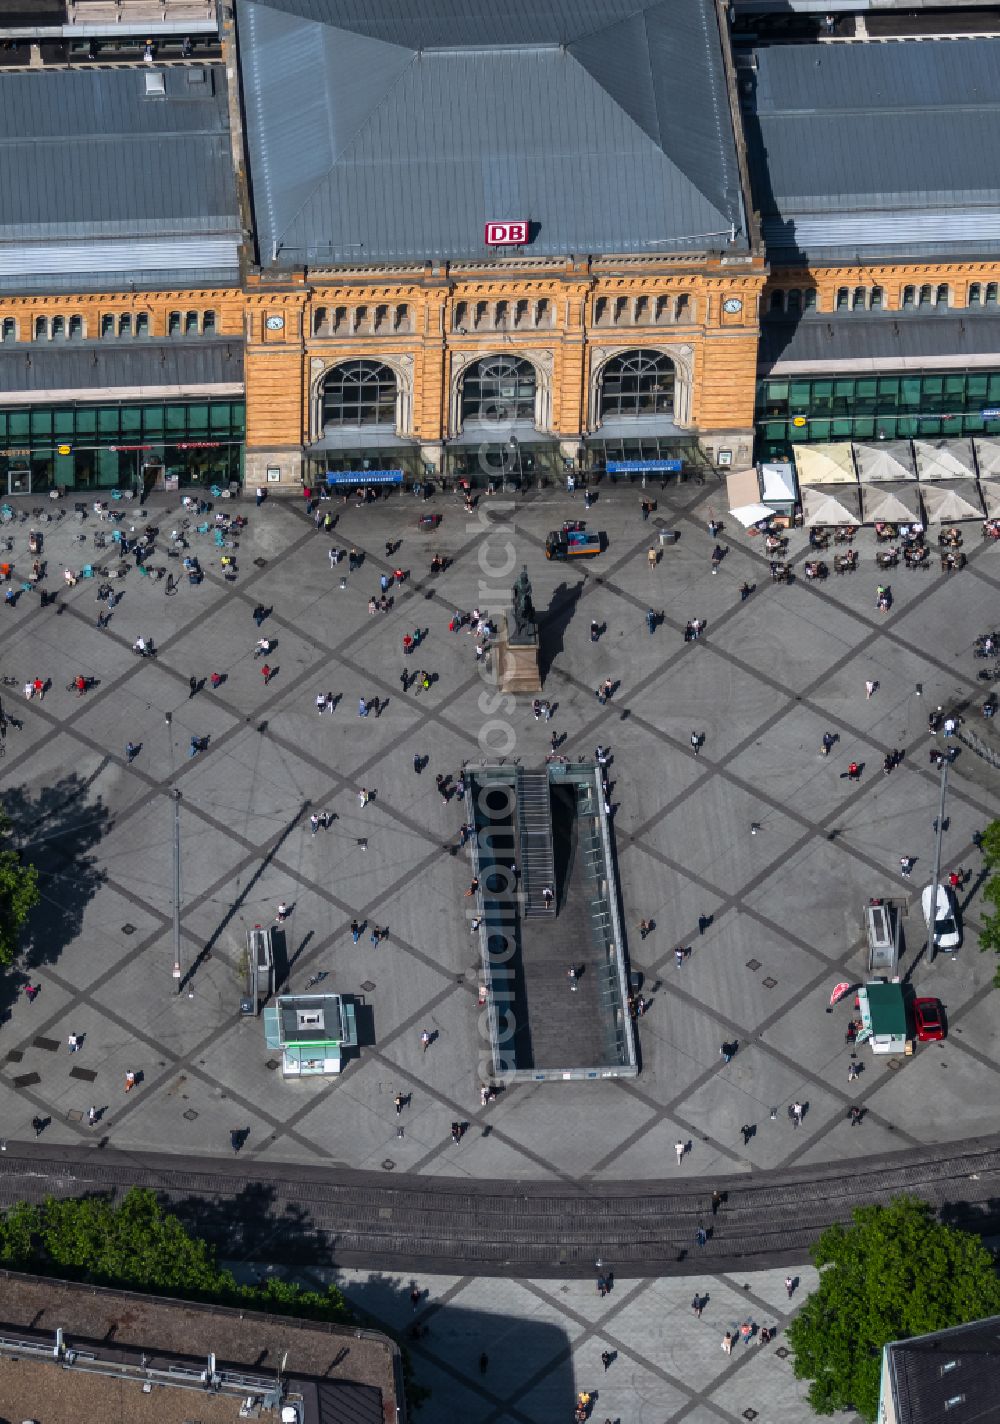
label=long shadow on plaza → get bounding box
[2,771,111,1023]
[340,1273,577,1424]
[538,578,583,681]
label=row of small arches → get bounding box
[0,310,219,342]
[767,283,1000,314]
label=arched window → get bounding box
[969,283,982,306]
[314,306,330,335]
[870,287,883,309]
[787,289,801,312]
[68,315,83,338]
[936,284,949,308]
[51,315,65,338]
[203,309,216,334]
[461,355,536,424]
[168,310,182,335]
[101,313,115,338]
[136,312,149,336]
[803,289,817,310]
[119,313,132,337]
[599,350,675,419]
[902,286,915,309]
[1,318,15,342]
[322,360,397,427]
[919,285,932,306]
[184,310,199,334]
[769,289,784,312]
[853,286,867,310]
[35,316,49,339]
[836,287,850,311]
[987,282,999,307]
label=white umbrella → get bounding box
[980,478,1000,518]
[914,439,976,480]
[920,481,984,524]
[802,485,862,527]
[793,443,856,485]
[862,482,922,524]
[730,503,774,528]
[854,441,916,482]
[974,439,1000,477]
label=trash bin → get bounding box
[659,529,680,546]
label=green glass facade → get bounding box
[755,370,1000,461]
[0,399,244,495]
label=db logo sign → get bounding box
[484,220,529,246]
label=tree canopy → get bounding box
[0,807,39,967]
[788,1196,1000,1421]
[977,819,1000,980]
[0,1188,351,1324]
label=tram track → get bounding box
[0,1136,998,1277]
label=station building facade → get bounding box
[3,4,1000,494]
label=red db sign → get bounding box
[484,221,528,246]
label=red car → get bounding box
[914,997,945,1042]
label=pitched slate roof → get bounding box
[0,340,243,395]
[744,37,1000,262]
[237,0,747,265]
[0,65,240,284]
[759,312,1000,371]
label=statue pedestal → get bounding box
[496,614,542,693]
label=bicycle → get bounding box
[304,970,328,990]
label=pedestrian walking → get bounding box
[675,1139,685,1165]
[465,878,479,897]
[351,919,361,943]
[792,1100,803,1127]
[849,1105,863,1126]
[720,1042,733,1065]
[253,604,266,628]
[410,1285,421,1310]
[784,1276,794,1299]
[421,1029,431,1053]
[639,919,649,940]
[275,901,289,923]
[674,945,686,967]
[696,1226,708,1248]
[865,679,876,699]
[125,741,138,764]
[358,696,368,717]
[900,855,913,878]
[590,619,600,643]
[542,885,553,908]
[601,1351,613,1372]
[358,787,370,806]
[124,1069,136,1093]
[691,1294,703,1318]
[394,1093,403,1116]
[67,1033,79,1053]
[478,1351,489,1374]
[309,813,320,836]
[210,671,223,689]
[567,965,578,991]
[711,1189,722,1216]
[690,730,701,755]
[646,607,657,635]
[88,1105,98,1126]
[740,582,752,602]
[848,1061,860,1082]
[32,1115,45,1137]
[647,545,657,571]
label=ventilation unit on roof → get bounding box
[144,69,166,98]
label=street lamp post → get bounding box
[507,435,523,493]
[925,757,949,964]
[172,789,182,988]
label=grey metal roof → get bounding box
[0,340,243,395]
[0,65,240,281]
[745,38,1000,261]
[759,312,1000,371]
[887,1315,1000,1424]
[237,0,747,266]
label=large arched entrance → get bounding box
[321,360,398,429]
[460,355,537,425]
[598,349,676,420]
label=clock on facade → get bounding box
[265,314,285,330]
[722,297,743,313]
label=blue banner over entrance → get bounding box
[325,469,404,486]
[606,459,682,474]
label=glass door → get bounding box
[7,462,30,495]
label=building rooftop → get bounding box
[744,38,1000,262]
[278,994,345,1044]
[237,0,747,267]
[0,1269,399,1424]
[0,64,240,285]
[759,311,1000,373]
[0,338,243,398]
[885,1314,1000,1424]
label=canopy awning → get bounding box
[726,467,760,509]
[759,461,797,503]
[793,442,856,485]
[802,484,862,526]
[920,480,985,523]
[914,438,977,480]
[854,440,916,483]
[730,502,775,528]
[974,438,1000,478]
[980,478,1000,518]
[308,426,417,453]
[861,482,922,524]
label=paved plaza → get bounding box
[0,480,997,1183]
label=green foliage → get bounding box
[788,1197,1000,1421]
[0,1188,350,1324]
[0,808,39,967]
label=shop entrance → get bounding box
[7,463,30,495]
